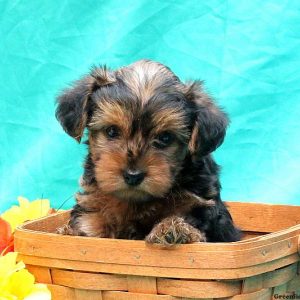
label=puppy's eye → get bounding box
[105,125,120,139]
[153,131,174,149]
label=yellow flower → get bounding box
[0,253,24,291]
[1,197,50,232]
[24,284,51,300]
[6,269,35,298]
[0,252,51,300]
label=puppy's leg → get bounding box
[57,209,110,237]
[187,199,242,242]
[145,216,206,246]
[57,224,75,235]
[71,211,112,237]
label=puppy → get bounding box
[56,60,241,245]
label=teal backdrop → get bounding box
[1,0,300,212]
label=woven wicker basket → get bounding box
[14,201,300,300]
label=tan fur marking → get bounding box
[151,108,188,137]
[142,154,172,197]
[94,150,127,193]
[188,124,199,154]
[89,101,132,137]
[120,60,178,105]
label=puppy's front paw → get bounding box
[145,216,206,246]
[56,223,74,235]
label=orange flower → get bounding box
[0,217,14,255]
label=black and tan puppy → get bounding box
[56,60,241,245]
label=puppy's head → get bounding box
[56,60,228,201]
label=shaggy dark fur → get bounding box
[56,59,241,245]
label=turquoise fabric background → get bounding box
[1,0,300,212]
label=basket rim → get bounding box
[15,200,300,247]
[14,201,300,271]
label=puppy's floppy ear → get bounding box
[55,66,116,142]
[185,81,229,157]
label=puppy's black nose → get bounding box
[123,170,145,186]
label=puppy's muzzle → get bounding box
[123,169,145,186]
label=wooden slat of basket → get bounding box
[156,278,241,298]
[127,275,157,294]
[223,288,272,300]
[241,232,265,240]
[14,230,300,269]
[226,202,300,233]
[236,225,300,246]
[47,284,76,299]
[287,274,300,293]
[26,265,52,284]
[74,289,103,300]
[51,269,128,291]
[101,291,178,300]
[272,283,288,296]
[48,285,103,300]
[23,210,70,233]
[240,263,297,294]
[263,263,297,288]
[241,274,263,293]
[18,253,300,280]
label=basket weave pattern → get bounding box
[27,262,300,299]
